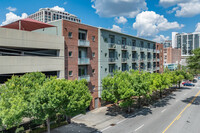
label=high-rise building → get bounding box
[28,8,81,23]
[172,32,200,66]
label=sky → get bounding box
[1,0,200,42]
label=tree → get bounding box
[187,48,200,75]
[0,72,46,129]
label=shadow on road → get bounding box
[182,96,200,105]
[105,87,192,119]
[49,123,102,133]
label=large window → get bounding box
[79,30,87,40]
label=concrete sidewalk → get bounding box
[72,106,125,131]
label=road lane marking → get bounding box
[162,90,200,133]
[116,119,126,124]
[176,115,181,120]
[135,124,144,131]
[101,126,112,132]
[161,109,166,113]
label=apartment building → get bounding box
[98,28,160,97]
[0,19,65,83]
[156,43,164,73]
[163,47,181,65]
[28,8,81,23]
[35,19,100,109]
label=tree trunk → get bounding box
[160,89,162,98]
[46,117,50,133]
[179,81,181,89]
[66,116,71,124]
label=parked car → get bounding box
[193,78,198,83]
[183,83,195,86]
[182,81,191,85]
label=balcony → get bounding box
[147,48,151,52]
[157,58,160,62]
[147,58,151,62]
[78,75,90,82]
[78,58,90,65]
[153,58,156,62]
[122,58,127,62]
[147,68,151,71]
[108,58,116,63]
[153,49,156,53]
[132,46,136,51]
[153,67,156,71]
[140,58,145,62]
[140,48,144,51]
[108,43,116,49]
[78,40,90,47]
[157,50,160,53]
[157,67,160,70]
[121,45,127,50]
[132,58,137,62]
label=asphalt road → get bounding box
[102,81,200,133]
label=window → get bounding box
[92,69,95,73]
[92,36,95,42]
[68,32,72,38]
[109,35,115,43]
[79,30,87,40]
[122,37,127,45]
[105,53,107,57]
[105,68,107,72]
[132,40,136,46]
[69,71,73,76]
[69,51,72,57]
[92,52,95,57]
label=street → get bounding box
[102,81,200,133]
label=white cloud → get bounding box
[91,0,147,18]
[64,2,67,5]
[6,6,17,12]
[160,0,200,17]
[133,11,184,37]
[115,16,127,24]
[111,25,122,32]
[153,35,170,43]
[195,23,200,32]
[167,7,179,14]
[51,6,65,12]
[1,12,28,26]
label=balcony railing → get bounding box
[132,58,137,62]
[147,58,151,62]
[157,58,160,62]
[78,58,90,65]
[121,45,127,50]
[153,49,156,53]
[153,67,156,71]
[108,58,116,62]
[122,58,127,62]
[147,49,151,52]
[153,58,156,62]
[78,40,90,47]
[140,48,144,51]
[157,67,160,70]
[108,43,116,49]
[132,46,136,51]
[78,75,90,82]
[157,50,160,53]
[147,68,151,71]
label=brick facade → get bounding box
[62,20,100,110]
[163,47,181,64]
[156,43,164,73]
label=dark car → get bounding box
[183,83,195,86]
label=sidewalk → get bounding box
[72,106,125,131]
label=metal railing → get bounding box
[108,43,116,49]
[78,40,90,47]
[78,75,90,82]
[121,45,127,50]
[78,58,90,65]
[122,58,127,62]
[108,58,116,62]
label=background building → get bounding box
[0,19,65,83]
[162,40,172,48]
[163,47,181,64]
[172,32,200,66]
[28,8,81,23]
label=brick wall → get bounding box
[156,43,164,73]
[62,20,100,109]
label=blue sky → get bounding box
[1,0,200,42]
